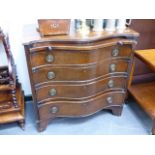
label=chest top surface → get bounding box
[23,24,139,46]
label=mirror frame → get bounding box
[0,27,15,82]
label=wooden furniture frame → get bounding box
[0,27,25,129]
[128,49,155,135]
[23,25,139,131]
[129,20,155,84]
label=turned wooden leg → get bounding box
[18,120,25,130]
[111,106,123,116]
[11,89,18,108]
[151,119,155,135]
[37,120,49,132]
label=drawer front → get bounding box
[0,101,12,111]
[38,91,125,120]
[30,44,132,67]
[0,91,12,103]
[36,75,128,103]
[0,91,13,113]
[32,59,130,85]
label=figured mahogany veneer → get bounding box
[30,44,132,67]
[32,59,129,85]
[23,25,138,131]
[36,75,127,103]
[38,90,125,122]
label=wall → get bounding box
[0,0,122,95]
[0,19,75,95]
[0,0,78,95]
[0,20,36,95]
[9,21,33,95]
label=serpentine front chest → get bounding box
[23,25,138,131]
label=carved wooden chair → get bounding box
[0,27,25,129]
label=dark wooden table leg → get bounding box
[18,119,25,130]
[152,119,155,135]
[37,120,49,132]
[111,106,123,116]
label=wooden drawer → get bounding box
[0,101,12,112]
[38,90,125,120]
[32,58,130,86]
[29,44,132,67]
[0,90,19,114]
[0,90,12,103]
[36,75,128,103]
[0,91,15,114]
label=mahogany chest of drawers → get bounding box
[23,25,138,131]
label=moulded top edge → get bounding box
[22,24,139,46]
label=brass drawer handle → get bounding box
[48,46,52,51]
[49,88,57,96]
[108,80,114,88]
[32,67,38,73]
[106,97,113,104]
[117,41,124,46]
[112,48,119,57]
[45,54,54,63]
[50,106,59,114]
[109,64,116,72]
[47,71,55,80]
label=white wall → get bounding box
[0,0,75,95]
[0,0,120,95]
[0,21,33,95]
[0,13,41,95]
[9,22,33,95]
[0,19,76,95]
[0,0,84,95]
